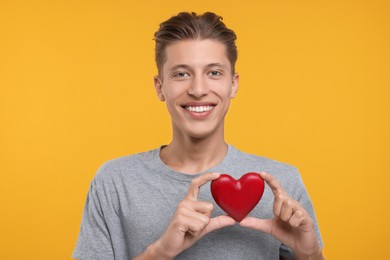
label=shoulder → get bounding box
[229,145,299,175]
[93,148,159,183]
[228,145,304,194]
[84,148,162,211]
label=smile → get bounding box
[184,105,215,113]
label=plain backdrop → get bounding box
[0,0,389,259]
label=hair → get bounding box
[154,12,238,76]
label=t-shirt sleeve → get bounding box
[72,179,115,260]
[279,168,324,259]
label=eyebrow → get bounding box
[169,64,192,72]
[169,63,227,72]
[205,63,226,69]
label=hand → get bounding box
[150,172,236,259]
[240,172,323,260]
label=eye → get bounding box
[209,70,222,77]
[173,72,190,78]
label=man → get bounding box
[73,12,324,260]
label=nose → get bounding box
[187,75,209,98]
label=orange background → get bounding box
[1,0,389,259]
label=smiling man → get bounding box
[155,39,238,174]
[73,12,324,260]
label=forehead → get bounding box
[163,39,230,71]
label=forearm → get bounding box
[295,248,324,260]
[133,242,172,260]
[281,249,324,260]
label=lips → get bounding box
[181,102,216,114]
[181,102,216,120]
[185,105,214,113]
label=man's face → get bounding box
[154,39,239,140]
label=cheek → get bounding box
[163,91,178,105]
[162,88,183,113]
[215,83,233,98]
[163,83,188,102]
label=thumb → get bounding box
[240,217,273,234]
[203,215,236,235]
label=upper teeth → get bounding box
[185,106,214,113]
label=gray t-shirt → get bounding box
[72,145,323,260]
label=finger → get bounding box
[175,207,210,236]
[279,199,296,222]
[288,205,313,230]
[258,172,286,217]
[185,172,220,201]
[177,206,210,225]
[288,209,305,227]
[258,172,286,196]
[239,217,273,235]
[194,201,214,218]
[180,200,214,216]
[187,218,208,237]
[202,215,236,235]
[273,192,285,217]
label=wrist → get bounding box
[295,246,324,260]
[146,241,173,260]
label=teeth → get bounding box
[185,106,214,113]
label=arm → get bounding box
[240,172,324,260]
[72,179,115,260]
[134,172,235,260]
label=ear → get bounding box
[230,73,239,98]
[153,75,165,101]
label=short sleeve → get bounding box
[279,168,324,259]
[72,179,115,260]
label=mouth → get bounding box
[181,102,216,116]
[184,105,215,113]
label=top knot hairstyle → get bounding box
[154,12,238,76]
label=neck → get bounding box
[160,128,228,174]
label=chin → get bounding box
[173,119,223,140]
[187,132,211,140]
[184,126,219,140]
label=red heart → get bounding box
[211,172,265,222]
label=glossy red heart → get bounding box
[211,172,265,222]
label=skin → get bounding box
[134,39,324,260]
[154,39,239,174]
[240,172,324,260]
